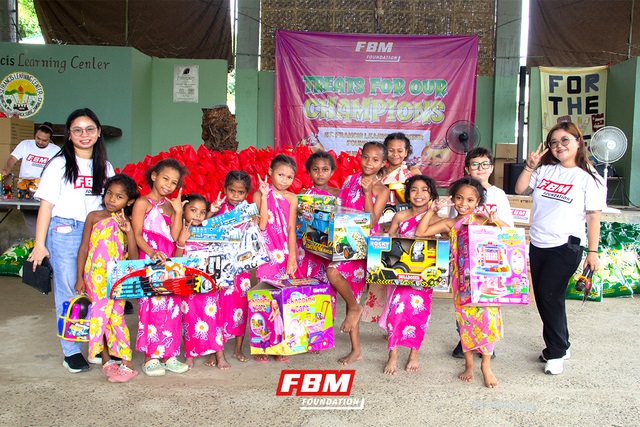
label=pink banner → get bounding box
[274,30,478,186]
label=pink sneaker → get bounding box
[101,360,120,377]
[108,366,139,383]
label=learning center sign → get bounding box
[274,31,478,186]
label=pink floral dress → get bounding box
[296,187,332,282]
[217,201,251,340]
[451,215,503,355]
[84,214,132,360]
[329,174,373,303]
[181,240,225,358]
[255,186,292,281]
[136,198,182,359]
[378,212,433,350]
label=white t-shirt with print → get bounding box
[10,139,61,178]
[448,185,515,226]
[528,164,606,248]
[35,155,115,222]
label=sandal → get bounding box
[108,365,139,383]
[254,354,270,363]
[162,357,189,374]
[101,360,120,377]
[143,359,166,377]
[275,355,290,363]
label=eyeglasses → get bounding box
[70,126,98,137]
[469,161,492,170]
[547,136,576,149]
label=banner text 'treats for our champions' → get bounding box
[301,75,448,125]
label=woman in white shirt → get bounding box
[28,108,114,373]
[515,122,606,376]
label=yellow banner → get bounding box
[540,65,608,140]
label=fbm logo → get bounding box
[276,369,355,396]
[355,41,393,53]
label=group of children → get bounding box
[73,133,512,389]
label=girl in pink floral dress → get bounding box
[131,158,190,377]
[297,151,340,281]
[175,194,226,369]
[75,174,139,382]
[416,177,506,388]
[378,175,439,375]
[253,155,299,362]
[208,170,254,366]
[327,141,390,366]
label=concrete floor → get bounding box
[1,274,639,426]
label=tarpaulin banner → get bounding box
[274,30,478,186]
[540,65,608,141]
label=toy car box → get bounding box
[366,234,451,291]
[247,278,335,356]
[456,225,530,306]
[299,202,371,261]
[296,194,337,239]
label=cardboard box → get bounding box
[366,234,451,291]
[494,143,518,159]
[490,158,516,190]
[247,278,334,355]
[507,195,533,226]
[456,225,530,306]
[300,203,370,261]
[296,194,337,239]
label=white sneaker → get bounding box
[544,358,564,375]
[539,349,571,362]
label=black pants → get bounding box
[529,243,582,360]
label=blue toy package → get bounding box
[189,201,258,242]
[57,296,92,342]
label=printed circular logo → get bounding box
[0,71,45,118]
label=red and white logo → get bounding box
[536,179,573,195]
[276,370,355,396]
[25,154,50,165]
[74,175,94,189]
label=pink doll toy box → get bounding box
[456,225,529,306]
[247,278,334,356]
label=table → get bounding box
[0,198,40,225]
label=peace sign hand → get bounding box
[166,188,186,214]
[177,218,193,247]
[258,174,270,197]
[526,142,549,169]
[115,210,132,233]
[210,191,227,214]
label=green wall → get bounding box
[0,42,228,168]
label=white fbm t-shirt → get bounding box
[528,164,606,248]
[10,139,61,178]
[35,155,115,222]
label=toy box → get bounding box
[296,194,336,239]
[299,202,371,261]
[366,234,451,291]
[456,225,530,306]
[247,278,334,356]
[189,201,258,242]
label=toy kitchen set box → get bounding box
[456,225,530,306]
[247,278,334,356]
[297,194,371,261]
[366,234,451,291]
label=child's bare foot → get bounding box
[405,349,420,373]
[204,354,217,367]
[341,305,363,333]
[384,350,398,375]
[459,351,474,382]
[216,352,231,370]
[481,360,498,388]
[338,350,362,366]
[186,357,194,369]
[232,351,248,363]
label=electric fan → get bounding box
[446,120,480,156]
[589,126,627,210]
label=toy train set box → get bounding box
[366,234,451,291]
[456,225,530,306]
[247,278,335,356]
[299,201,371,261]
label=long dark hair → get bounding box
[55,108,109,195]
[541,122,601,184]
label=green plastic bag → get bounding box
[0,238,35,276]
[566,252,602,302]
